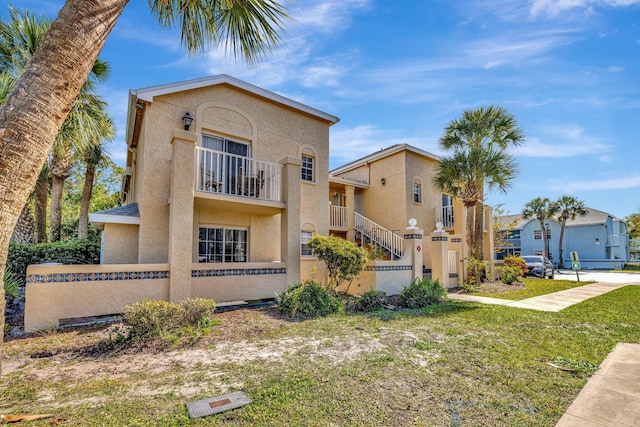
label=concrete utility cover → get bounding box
[186,391,252,418]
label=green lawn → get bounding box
[2,285,640,426]
[473,278,593,300]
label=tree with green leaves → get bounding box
[433,106,524,274]
[308,235,368,294]
[551,195,587,268]
[627,209,640,239]
[522,197,558,261]
[0,0,289,375]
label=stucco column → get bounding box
[345,184,355,242]
[430,223,451,288]
[404,219,424,280]
[281,156,302,286]
[168,129,197,302]
[483,205,495,278]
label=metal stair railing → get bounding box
[354,212,404,259]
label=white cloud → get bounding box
[514,124,612,158]
[530,0,640,17]
[329,125,437,168]
[550,174,640,191]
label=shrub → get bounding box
[398,278,446,309]
[7,240,100,285]
[351,289,387,312]
[3,270,21,298]
[307,235,368,294]
[123,298,217,341]
[464,257,490,290]
[277,280,342,318]
[504,255,528,275]
[623,263,640,271]
[499,265,523,285]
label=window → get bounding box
[301,230,313,256]
[533,229,551,240]
[413,180,422,203]
[301,154,314,182]
[198,227,248,263]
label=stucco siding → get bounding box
[103,223,139,264]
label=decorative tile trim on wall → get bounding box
[451,238,462,243]
[192,268,286,278]
[27,271,170,284]
[365,265,412,272]
[403,234,423,239]
[432,236,448,242]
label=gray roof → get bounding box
[92,203,139,217]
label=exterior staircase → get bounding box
[353,212,404,259]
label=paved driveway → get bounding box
[553,270,640,284]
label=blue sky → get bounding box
[4,0,640,219]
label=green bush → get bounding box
[7,240,100,285]
[351,289,387,312]
[3,270,21,298]
[623,263,640,271]
[123,298,217,341]
[499,265,523,285]
[398,278,446,309]
[277,280,342,318]
[504,255,528,275]
[307,235,368,294]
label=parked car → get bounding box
[521,255,554,279]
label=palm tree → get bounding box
[78,121,115,240]
[522,197,559,261]
[434,145,518,285]
[434,106,524,260]
[552,196,587,268]
[0,0,289,374]
[49,74,113,242]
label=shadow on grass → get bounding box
[362,300,481,322]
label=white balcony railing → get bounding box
[435,205,454,228]
[330,205,348,229]
[195,147,283,202]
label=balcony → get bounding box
[195,146,283,203]
[330,205,348,230]
[435,205,455,228]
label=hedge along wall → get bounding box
[7,240,101,285]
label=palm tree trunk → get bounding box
[0,0,129,375]
[34,171,48,243]
[473,200,484,260]
[10,204,34,244]
[78,159,97,240]
[558,221,566,268]
[539,219,549,260]
[49,149,73,242]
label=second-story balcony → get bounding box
[195,146,283,203]
[435,205,455,229]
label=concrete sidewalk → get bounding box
[556,343,640,427]
[447,282,629,312]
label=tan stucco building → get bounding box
[25,76,493,331]
[91,74,338,303]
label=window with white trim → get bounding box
[198,226,248,263]
[301,230,313,256]
[301,154,314,182]
[533,229,551,240]
[413,180,422,203]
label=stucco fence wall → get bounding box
[25,262,287,332]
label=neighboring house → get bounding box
[496,208,630,269]
[329,144,494,272]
